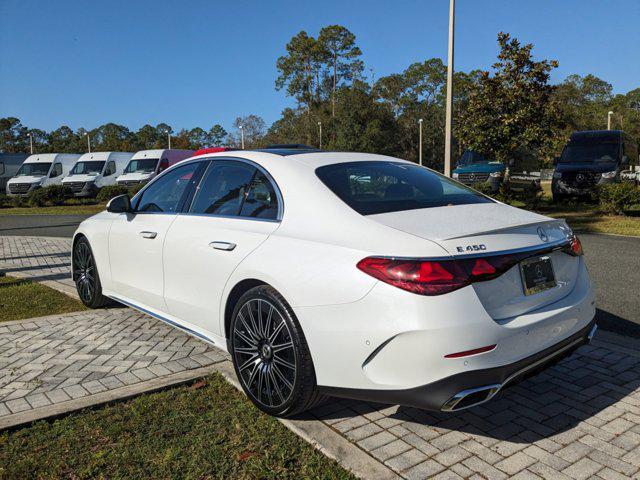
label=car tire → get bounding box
[72,236,111,309]
[230,285,326,417]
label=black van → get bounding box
[552,130,638,202]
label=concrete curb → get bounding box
[214,361,400,480]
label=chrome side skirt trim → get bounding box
[108,295,219,348]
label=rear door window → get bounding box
[189,161,256,216]
[316,161,493,215]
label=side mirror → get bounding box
[553,156,559,166]
[106,194,132,213]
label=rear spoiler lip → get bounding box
[442,219,567,241]
[378,236,572,263]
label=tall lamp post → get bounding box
[418,119,423,166]
[239,125,245,149]
[166,130,171,149]
[84,132,91,153]
[318,121,322,149]
[607,111,614,130]
[27,133,34,154]
[444,0,455,177]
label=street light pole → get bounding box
[166,131,171,149]
[418,119,423,166]
[607,111,614,130]
[239,125,245,149]
[444,0,455,177]
[318,121,322,149]
[84,132,91,153]
[27,133,34,154]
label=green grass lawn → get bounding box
[0,203,105,215]
[0,373,353,480]
[532,181,640,237]
[0,276,86,322]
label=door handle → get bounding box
[139,231,158,239]
[209,241,236,251]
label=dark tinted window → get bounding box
[50,163,62,178]
[104,161,116,176]
[316,161,493,216]
[240,171,278,219]
[560,134,621,163]
[136,163,199,213]
[190,161,255,216]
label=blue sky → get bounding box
[1,0,638,134]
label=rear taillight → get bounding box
[357,236,584,296]
[356,255,515,296]
[568,235,583,256]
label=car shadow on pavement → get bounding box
[305,342,640,443]
[596,308,640,338]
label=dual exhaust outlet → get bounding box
[441,324,597,412]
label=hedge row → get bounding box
[0,183,145,208]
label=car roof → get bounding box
[187,149,409,170]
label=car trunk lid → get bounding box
[368,203,579,319]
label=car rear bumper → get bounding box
[319,319,596,411]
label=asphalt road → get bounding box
[0,214,90,238]
[0,215,638,335]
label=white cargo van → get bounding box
[62,152,133,197]
[116,149,194,187]
[6,153,81,196]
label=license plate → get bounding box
[519,256,556,296]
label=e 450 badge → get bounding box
[456,244,487,253]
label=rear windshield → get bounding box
[316,161,493,215]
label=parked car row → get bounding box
[2,149,195,197]
[452,130,640,202]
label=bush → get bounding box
[27,188,47,207]
[26,185,73,207]
[598,183,640,215]
[128,183,146,197]
[470,182,495,196]
[96,185,129,203]
[0,194,11,208]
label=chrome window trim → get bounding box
[130,156,283,222]
[183,156,284,222]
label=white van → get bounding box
[62,152,133,197]
[6,153,81,196]
[116,149,194,187]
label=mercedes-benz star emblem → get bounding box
[537,226,549,242]
[469,173,476,181]
[576,173,585,183]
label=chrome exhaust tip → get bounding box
[441,383,502,412]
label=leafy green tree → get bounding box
[0,117,28,153]
[135,124,160,150]
[458,33,563,167]
[208,124,227,146]
[276,31,319,116]
[48,126,78,152]
[317,25,363,117]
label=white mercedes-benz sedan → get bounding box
[72,147,596,417]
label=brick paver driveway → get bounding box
[309,336,640,479]
[2,235,640,479]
